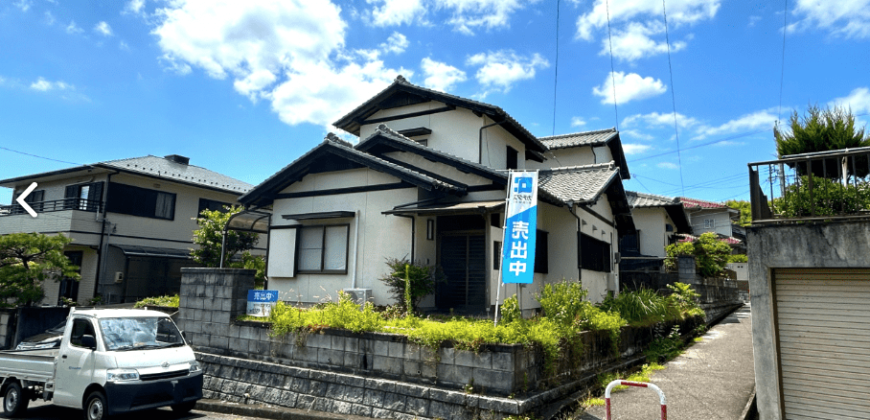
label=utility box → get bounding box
[342,288,373,305]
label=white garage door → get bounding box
[774,268,870,420]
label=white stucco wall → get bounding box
[631,208,671,258]
[689,208,734,236]
[267,168,419,306]
[528,147,595,169]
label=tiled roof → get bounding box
[676,233,742,245]
[539,128,618,150]
[626,191,680,208]
[680,197,729,209]
[538,162,619,204]
[101,155,253,193]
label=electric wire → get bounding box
[630,129,768,162]
[551,0,561,136]
[0,145,86,166]
[633,175,653,194]
[778,0,789,123]
[661,0,685,197]
[605,0,619,131]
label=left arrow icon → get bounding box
[16,182,39,218]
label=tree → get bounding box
[191,206,265,286]
[725,199,751,227]
[775,105,870,178]
[0,233,80,307]
[378,258,444,313]
[665,232,732,277]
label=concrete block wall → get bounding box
[176,267,253,350]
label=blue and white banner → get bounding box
[247,290,279,317]
[501,171,537,284]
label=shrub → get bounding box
[536,281,588,327]
[665,232,732,277]
[771,176,870,217]
[379,258,444,313]
[727,254,748,263]
[134,294,180,308]
[500,294,522,324]
[666,282,705,319]
[599,288,668,327]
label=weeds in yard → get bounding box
[134,294,179,308]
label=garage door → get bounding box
[774,268,870,420]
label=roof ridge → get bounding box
[539,127,617,141]
[541,161,616,173]
[627,190,678,201]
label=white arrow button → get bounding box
[16,182,38,218]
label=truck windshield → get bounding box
[99,317,185,351]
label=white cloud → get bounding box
[420,57,466,92]
[829,87,870,115]
[152,0,408,128]
[693,109,778,140]
[621,129,655,140]
[124,0,146,15]
[604,22,687,61]
[592,71,666,105]
[792,0,870,39]
[749,15,762,27]
[66,21,83,34]
[119,41,130,51]
[466,50,548,95]
[44,11,55,25]
[29,77,73,92]
[623,143,652,155]
[622,111,699,129]
[368,0,540,35]
[657,162,680,170]
[571,116,586,127]
[379,32,409,54]
[13,0,32,12]
[94,21,113,36]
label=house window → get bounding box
[494,241,502,269]
[64,182,103,212]
[665,224,674,232]
[534,230,548,274]
[297,225,349,274]
[579,233,611,272]
[59,251,82,305]
[198,198,231,216]
[106,182,176,220]
[620,231,639,252]
[704,219,714,228]
[506,146,518,170]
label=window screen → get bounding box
[297,225,349,273]
[298,227,324,272]
[579,233,611,272]
[107,182,176,220]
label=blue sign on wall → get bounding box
[247,290,279,317]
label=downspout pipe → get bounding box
[479,118,500,164]
[95,170,119,301]
[567,202,582,282]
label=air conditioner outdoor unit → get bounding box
[114,272,124,283]
[342,288,373,305]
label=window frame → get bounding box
[198,198,231,217]
[296,224,350,274]
[106,182,177,221]
[63,182,103,212]
[506,145,519,170]
[704,219,714,228]
[534,229,548,274]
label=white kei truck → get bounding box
[0,308,203,420]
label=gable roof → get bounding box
[539,162,635,234]
[356,124,508,184]
[539,128,630,179]
[237,135,465,207]
[0,155,253,195]
[626,191,692,234]
[680,197,730,210]
[333,75,548,154]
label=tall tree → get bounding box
[191,206,265,286]
[725,200,751,227]
[775,105,870,178]
[0,233,80,307]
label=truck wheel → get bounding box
[3,382,29,417]
[171,401,196,413]
[83,391,107,420]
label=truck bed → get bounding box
[0,349,57,383]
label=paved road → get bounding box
[3,400,263,420]
[582,304,755,420]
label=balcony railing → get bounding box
[0,199,103,216]
[748,147,870,224]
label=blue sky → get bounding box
[1,0,869,206]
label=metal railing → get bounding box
[0,199,103,216]
[748,147,870,224]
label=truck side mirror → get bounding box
[81,334,97,350]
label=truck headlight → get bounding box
[189,361,202,373]
[106,369,139,382]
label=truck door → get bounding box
[54,318,97,408]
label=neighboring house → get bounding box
[680,197,744,253]
[620,191,692,268]
[241,76,635,314]
[0,154,255,305]
[747,149,870,420]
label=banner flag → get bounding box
[501,171,538,284]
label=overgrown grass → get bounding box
[134,294,179,308]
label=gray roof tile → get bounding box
[100,155,254,193]
[625,191,681,208]
[538,162,619,204]
[539,128,618,150]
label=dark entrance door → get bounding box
[436,215,487,313]
[58,251,82,305]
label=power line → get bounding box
[661,0,685,197]
[604,0,619,130]
[778,0,789,123]
[551,0,561,136]
[0,145,85,166]
[630,128,768,162]
[633,176,653,194]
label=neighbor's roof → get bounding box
[0,155,253,195]
[680,197,730,209]
[333,75,547,154]
[539,128,618,149]
[539,162,620,204]
[626,191,681,208]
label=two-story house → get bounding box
[680,197,744,252]
[241,76,635,314]
[0,154,255,305]
[620,191,692,266]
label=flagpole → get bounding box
[494,170,513,327]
